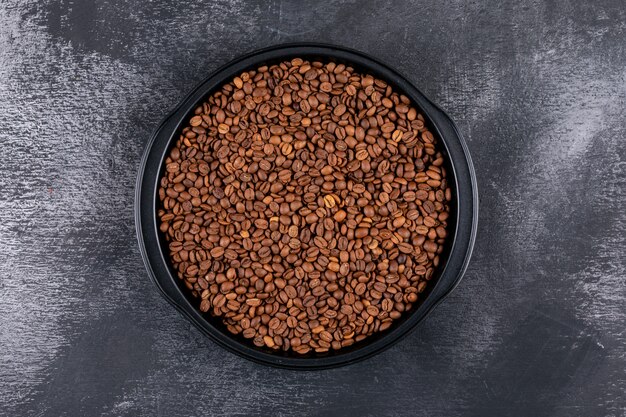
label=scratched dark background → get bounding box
[1,0,625,416]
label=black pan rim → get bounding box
[135,42,478,369]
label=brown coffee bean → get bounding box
[285,285,297,299]
[355,282,367,295]
[333,103,347,117]
[263,335,275,348]
[246,298,262,307]
[424,216,437,228]
[190,115,203,127]
[398,242,413,254]
[334,210,347,222]
[355,149,369,161]
[423,240,438,253]
[416,225,429,235]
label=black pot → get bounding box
[135,43,478,369]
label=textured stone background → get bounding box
[1,0,624,416]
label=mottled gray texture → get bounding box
[0,0,624,416]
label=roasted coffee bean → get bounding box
[158,59,451,354]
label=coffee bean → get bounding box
[355,149,369,161]
[355,282,367,295]
[263,335,276,348]
[333,103,347,116]
[190,115,203,127]
[158,58,451,354]
[424,216,437,228]
[423,240,438,253]
[246,298,262,307]
[398,242,414,254]
[210,247,225,258]
[323,194,336,208]
[334,210,347,222]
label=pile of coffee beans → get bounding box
[158,58,451,354]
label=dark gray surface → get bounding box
[0,0,624,416]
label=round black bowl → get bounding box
[136,43,478,369]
